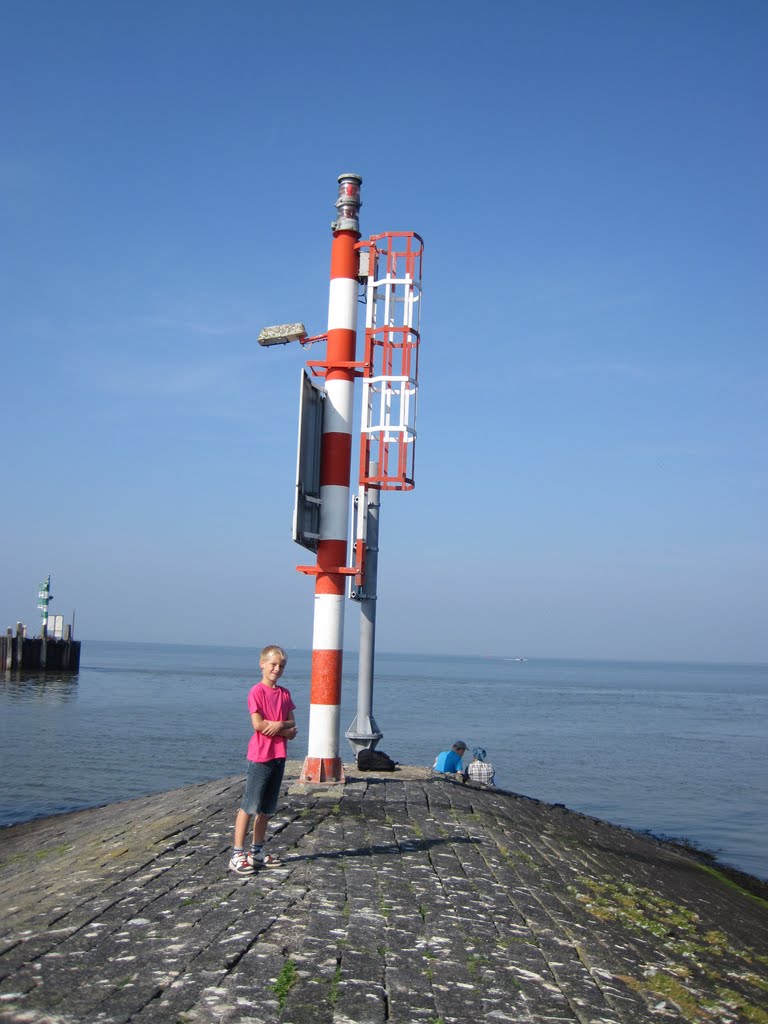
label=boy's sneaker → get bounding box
[247,849,283,869]
[229,852,255,876]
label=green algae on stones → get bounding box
[273,959,298,1009]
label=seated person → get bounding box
[465,747,496,787]
[433,740,467,777]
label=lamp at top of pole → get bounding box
[332,173,363,234]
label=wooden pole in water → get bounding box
[15,623,23,671]
[63,623,72,670]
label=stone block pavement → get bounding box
[1,764,766,1024]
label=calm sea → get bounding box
[1,642,766,881]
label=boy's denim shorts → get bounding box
[240,758,286,816]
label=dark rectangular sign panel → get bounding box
[293,368,324,551]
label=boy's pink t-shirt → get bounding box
[246,682,296,762]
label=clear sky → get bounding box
[2,0,766,663]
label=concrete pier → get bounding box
[1,765,766,1023]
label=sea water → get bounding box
[0,642,766,881]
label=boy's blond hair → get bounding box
[260,644,287,663]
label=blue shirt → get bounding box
[434,749,464,773]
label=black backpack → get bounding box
[357,748,398,772]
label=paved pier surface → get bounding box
[1,765,766,1024]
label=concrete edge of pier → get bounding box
[1,763,766,1024]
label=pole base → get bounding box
[345,730,383,758]
[300,756,346,784]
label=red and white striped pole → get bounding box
[300,173,362,783]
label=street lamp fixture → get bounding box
[257,322,307,347]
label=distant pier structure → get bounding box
[2,576,81,672]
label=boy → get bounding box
[229,645,297,876]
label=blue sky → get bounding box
[1,0,766,662]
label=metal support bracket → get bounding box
[307,359,367,378]
[296,564,359,577]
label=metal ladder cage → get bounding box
[358,232,423,491]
